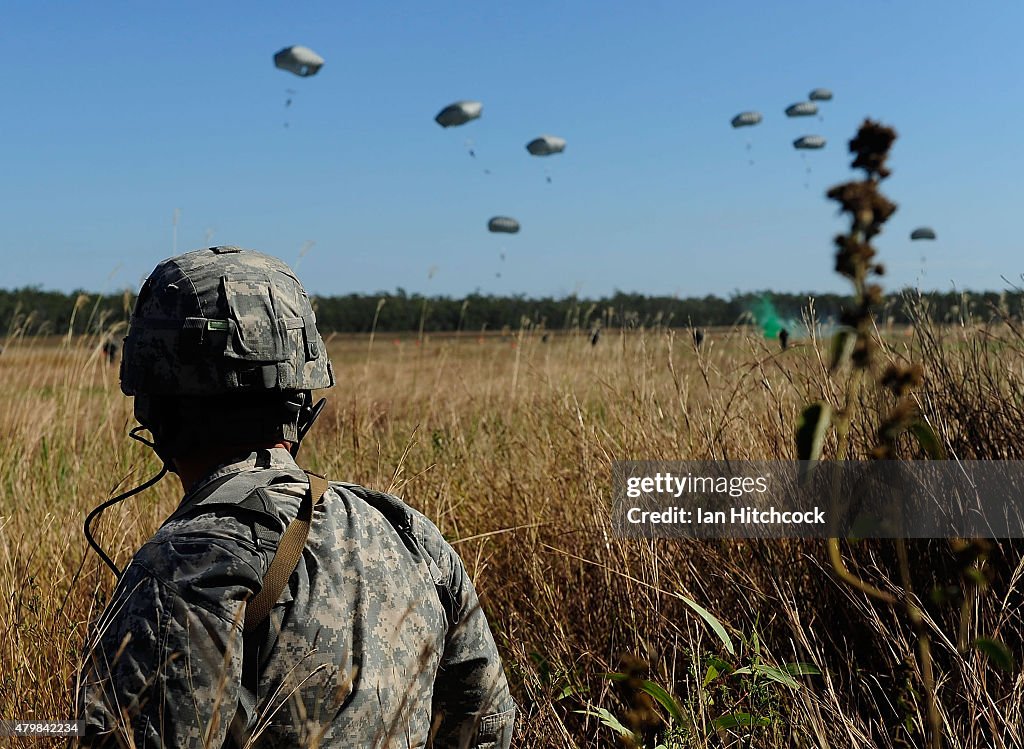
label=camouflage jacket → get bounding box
[77,448,515,748]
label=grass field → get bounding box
[1,318,1022,747]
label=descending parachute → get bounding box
[435,101,483,128]
[731,112,763,165]
[793,136,826,188]
[526,135,566,183]
[809,88,833,101]
[436,101,485,167]
[785,102,818,117]
[274,46,325,77]
[488,217,520,234]
[911,227,937,240]
[489,218,518,278]
[731,111,763,128]
[274,47,323,127]
[526,135,566,156]
[793,135,826,150]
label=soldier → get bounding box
[77,247,515,748]
[101,339,117,365]
[778,327,790,351]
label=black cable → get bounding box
[84,435,168,577]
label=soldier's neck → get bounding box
[174,441,293,492]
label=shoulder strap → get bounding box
[243,471,329,633]
[163,468,302,528]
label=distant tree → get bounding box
[2,286,1020,337]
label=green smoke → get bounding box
[751,294,784,339]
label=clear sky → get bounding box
[1,1,1020,299]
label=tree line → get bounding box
[1,286,1019,337]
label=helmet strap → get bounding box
[292,392,327,458]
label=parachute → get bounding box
[809,88,833,101]
[731,111,763,128]
[435,101,483,128]
[527,135,566,183]
[911,227,937,240]
[785,102,818,117]
[732,112,763,166]
[273,46,325,77]
[793,135,826,188]
[488,217,520,234]
[793,135,826,150]
[526,135,566,156]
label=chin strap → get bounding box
[84,456,169,578]
[292,395,326,459]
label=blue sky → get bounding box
[1,1,1020,298]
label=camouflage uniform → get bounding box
[78,248,514,748]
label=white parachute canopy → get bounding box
[526,135,566,156]
[731,111,763,128]
[435,101,483,128]
[488,216,520,234]
[793,135,827,150]
[785,102,818,117]
[809,88,833,101]
[911,227,937,240]
[274,46,325,77]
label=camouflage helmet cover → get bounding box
[121,247,334,396]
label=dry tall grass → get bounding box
[1,316,1021,747]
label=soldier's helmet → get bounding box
[121,246,334,396]
[120,247,334,459]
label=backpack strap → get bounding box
[163,468,302,528]
[243,471,329,633]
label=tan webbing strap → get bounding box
[243,471,329,633]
